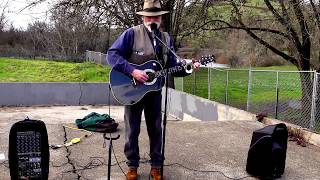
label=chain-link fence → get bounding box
[85,50,108,65]
[175,69,320,133]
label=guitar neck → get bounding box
[153,55,214,78]
[154,64,189,78]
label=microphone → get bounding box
[150,23,157,36]
[150,23,158,46]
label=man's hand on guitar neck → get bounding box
[193,62,201,71]
[131,69,149,83]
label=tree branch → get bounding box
[291,0,310,69]
[264,0,302,51]
[229,0,298,66]
[203,19,290,39]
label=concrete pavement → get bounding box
[0,106,320,180]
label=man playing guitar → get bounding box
[107,1,200,179]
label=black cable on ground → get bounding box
[164,163,253,180]
[111,141,127,179]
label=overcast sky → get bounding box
[4,0,52,30]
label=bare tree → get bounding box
[0,0,9,31]
[27,0,214,47]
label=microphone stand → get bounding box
[104,84,120,180]
[104,133,120,180]
[161,64,169,180]
[151,29,183,180]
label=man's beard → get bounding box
[144,20,161,32]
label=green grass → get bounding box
[253,65,298,71]
[0,58,110,82]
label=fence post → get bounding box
[208,67,211,100]
[85,50,88,62]
[90,51,92,62]
[225,70,229,105]
[193,71,196,95]
[95,52,97,63]
[246,69,252,111]
[99,53,103,64]
[310,71,317,130]
[275,71,279,119]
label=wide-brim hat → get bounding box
[136,0,169,16]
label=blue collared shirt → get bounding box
[107,27,177,75]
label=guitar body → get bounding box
[109,60,165,105]
[109,55,214,105]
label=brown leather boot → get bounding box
[126,168,138,180]
[150,167,166,180]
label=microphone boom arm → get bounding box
[152,33,193,74]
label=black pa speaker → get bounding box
[9,118,49,180]
[246,123,288,178]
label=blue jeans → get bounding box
[124,91,163,168]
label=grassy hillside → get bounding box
[0,58,110,82]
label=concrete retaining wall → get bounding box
[0,83,120,106]
[165,88,256,121]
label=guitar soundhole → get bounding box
[186,64,192,70]
[146,72,155,82]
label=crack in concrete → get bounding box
[78,83,83,105]
[63,126,81,179]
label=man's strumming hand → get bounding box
[131,69,149,83]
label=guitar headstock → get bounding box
[197,55,215,65]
